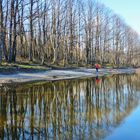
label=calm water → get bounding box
[0,74,140,140]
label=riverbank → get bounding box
[0,67,136,84]
[0,64,50,74]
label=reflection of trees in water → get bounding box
[0,74,139,140]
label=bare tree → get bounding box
[0,0,3,63]
[0,0,140,67]
[29,0,34,61]
[8,0,15,62]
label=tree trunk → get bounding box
[29,0,33,61]
[12,0,18,62]
[0,0,3,64]
[8,0,15,63]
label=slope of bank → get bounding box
[0,68,136,84]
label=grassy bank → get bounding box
[0,63,50,74]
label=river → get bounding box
[0,74,140,140]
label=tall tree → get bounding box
[8,0,15,62]
[0,0,3,63]
[29,0,34,61]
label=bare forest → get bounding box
[0,0,140,67]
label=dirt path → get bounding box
[0,68,135,84]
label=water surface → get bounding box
[0,74,140,140]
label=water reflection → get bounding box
[0,74,140,140]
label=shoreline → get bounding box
[0,68,136,84]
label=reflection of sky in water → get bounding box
[0,74,140,140]
[105,104,140,140]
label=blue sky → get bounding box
[100,0,140,34]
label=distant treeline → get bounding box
[0,0,140,67]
